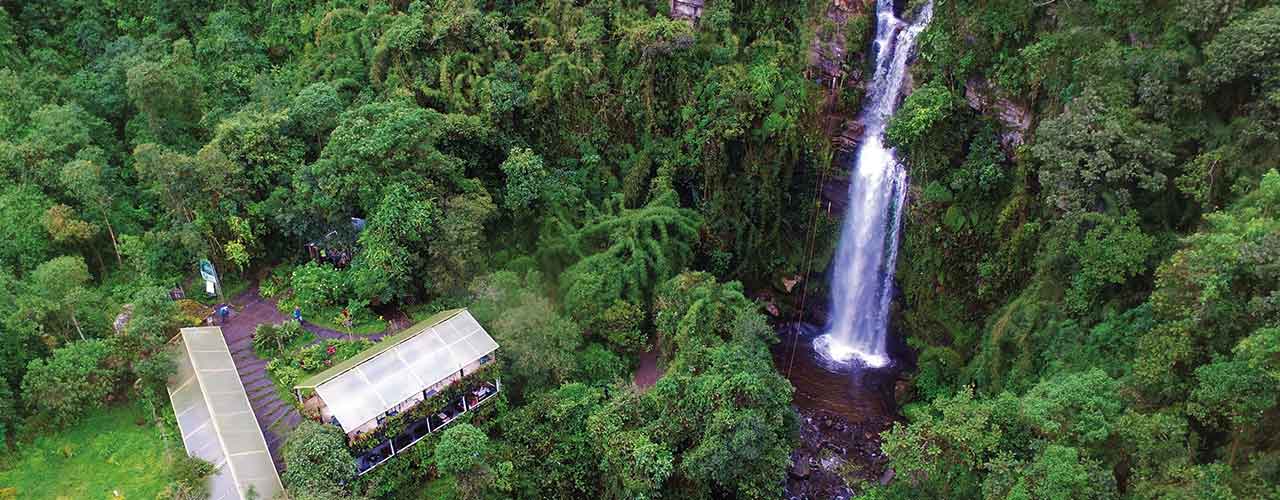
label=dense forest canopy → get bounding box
[0,0,1277,498]
[881,0,1280,497]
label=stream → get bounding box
[774,0,934,497]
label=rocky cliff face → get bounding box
[964,76,1033,153]
[810,0,876,147]
[669,0,704,22]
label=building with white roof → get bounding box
[294,308,500,474]
[168,327,285,500]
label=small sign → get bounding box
[205,280,216,295]
[199,259,219,284]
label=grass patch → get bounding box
[0,404,170,499]
[420,476,459,499]
[307,313,388,336]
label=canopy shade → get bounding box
[168,327,284,500]
[296,309,498,433]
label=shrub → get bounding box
[591,300,646,353]
[259,264,294,299]
[283,421,355,496]
[290,262,350,311]
[159,454,217,500]
[254,321,306,358]
[20,339,126,429]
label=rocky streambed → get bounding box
[772,323,904,499]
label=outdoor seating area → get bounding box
[353,381,500,475]
[291,308,502,475]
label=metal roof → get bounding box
[167,327,284,500]
[295,308,498,433]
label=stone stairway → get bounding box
[226,329,302,472]
[218,288,306,472]
[215,285,390,472]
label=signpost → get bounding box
[199,259,223,303]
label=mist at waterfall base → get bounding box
[813,0,933,371]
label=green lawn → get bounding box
[0,404,170,499]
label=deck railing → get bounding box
[354,379,500,476]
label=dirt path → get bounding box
[633,347,661,390]
[215,285,388,472]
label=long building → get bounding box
[168,326,285,500]
[294,308,500,474]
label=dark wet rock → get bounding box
[791,460,812,480]
[773,323,900,499]
[670,0,703,22]
[894,378,913,405]
[835,119,866,153]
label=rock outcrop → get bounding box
[670,0,704,22]
[809,0,875,147]
[964,76,1033,152]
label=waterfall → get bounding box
[814,0,933,369]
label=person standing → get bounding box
[293,306,303,324]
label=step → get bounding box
[235,358,268,375]
[228,337,254,352]
[277,411,303,431]
[256,401,291,426]
[241,371,271,387]
[265,430,285,451]
[245,381,276,399]
[232,349,261,362]
[266,408,300,432]
[254,397,286,414]
[250,388,286,406]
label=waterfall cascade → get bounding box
[814,0,933,369]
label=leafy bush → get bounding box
[259,264,294,299]
[20,339,126,429]
[266,359,304,390]
[591,300,646,353]
[267,339,372,395]
[160,454,217,500]
[283,421,355,496]
[253,321,306,358]
[290,262,350,312]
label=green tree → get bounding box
[24,256,97,341]
[282,421,355,497]
[497,383,607,498]
[0,186,54,275]
[1030,90,1175,215]
[552,191,700,326]
[500,146,559,211]
[435,423,493,500]
[60,152,123,265]
[469,271,581,395]
[20,339,124,429]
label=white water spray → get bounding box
[814,0,933,369]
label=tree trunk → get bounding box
[71,312,85,340]
[104,216,123,266]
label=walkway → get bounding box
[633,347,662,391]
[216,285,387,472]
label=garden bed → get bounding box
[267,338,373,409]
